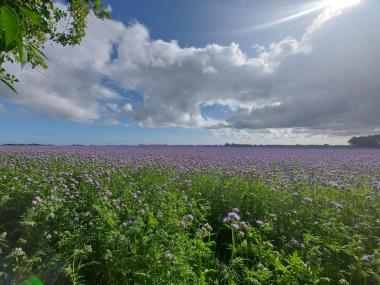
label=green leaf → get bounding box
[19,275,44,285]
[29,43,48,60]
[20,7,42,25]
[0,77,17,93]
[16,38,28,67]
[0,5,19,48]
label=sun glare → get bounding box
[324,0,361,10]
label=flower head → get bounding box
[330,201,343,209]
[223,210,240,223]
[362,255,370,262]
[164,251,173,261]
[231,223,240,231]
[32,196,42,205]
[303,197,313,203]
[156,211,163,219]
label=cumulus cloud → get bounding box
[0,2,379,140]
[1,15,125,122]
[105,4,380,133]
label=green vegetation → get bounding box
[0,0,109,92]
[0,154,379,284]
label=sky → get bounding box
[0,0,379,145]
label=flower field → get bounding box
[0,146,379,284]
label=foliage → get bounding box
[0,0,110,92]
[349,135,380,148]
[0,148,379,284]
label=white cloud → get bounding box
[123,103,133,112]
[210,128,352,145]
[1,15,125,122]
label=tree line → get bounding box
[348,135,380,148]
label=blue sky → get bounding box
[1,0,379,145]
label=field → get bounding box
[0,146,379,284]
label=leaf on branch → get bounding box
[0,78,17,93]
[20,7,42,25]
[0,5,20,49]
[29,43,48,60]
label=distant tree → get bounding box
[0,0,110,92]
[348,135,380,148]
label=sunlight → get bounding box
[238,0,361,33]
[323,0,361,11]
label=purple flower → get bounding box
[32,196,42,205]
[186,214,194,221]
[291,239,298,246]
[201,223,212,233]
[224,211,240,223]
[330,201,343,209]
[303,197,313,203]
[231,223,240,231]
[256,220,264,227]
[362,255,370,262]
[164,251,173,261]
[95,180,101,189]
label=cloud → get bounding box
[228,5,380,133]
[106,4,380,134]
[210,128,353,145]
[1,15,125,122]
[0,2,379,141]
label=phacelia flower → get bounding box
[303,197,313,203]
[223,210,240,223]
[231,223,240,231]
[362,255,370,262]
[164,251,173,261]
[330,201,343,209]
[32,196,42,205]
[186,214,194,221]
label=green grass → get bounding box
[0,159,379,284]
